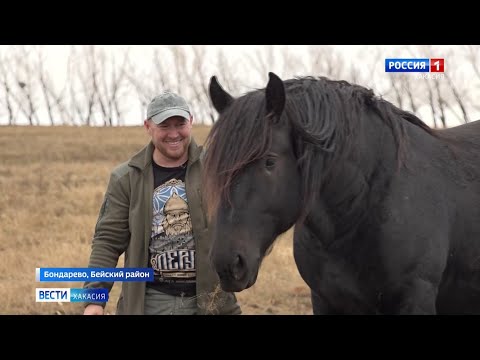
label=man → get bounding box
[83,91,241,315]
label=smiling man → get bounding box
[146,92,193,167]
[82,91,241,315]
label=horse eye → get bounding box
[265,157,276,169]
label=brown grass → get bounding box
[0,125,312,315]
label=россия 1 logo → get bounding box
[385,58,445,73]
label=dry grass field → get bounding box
[0,125,312,315]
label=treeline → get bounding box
[0,45,478,127]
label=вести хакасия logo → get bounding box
[35,288,109,302]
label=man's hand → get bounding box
[83,304,104,315]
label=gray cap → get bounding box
[147,91,191,124]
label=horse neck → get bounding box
[312,111,399,246]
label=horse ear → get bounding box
[209,76,234,113]
[265,72,286,118]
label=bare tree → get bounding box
[91,46,129,126]
[209,47,245,123]
[306,45,345,79]
[382,45,419,112]
[349,46,383,90]
[124,46,176,123]
[9,46,41,125]
[151,47,172,93]
[167,45,211,124]
[36,47,55,125]
[387,74,405,109]
[215,47,243,94]
[434,79,448,128]
[33,46,69,126]
[0,48,16,125]
[247,46,277,80]
[124,57,155,120]
[67,48,83,125]
[168,45,188,95]
[424,78,438,128]
[465,45,480,80]
[463,45,480,117]
[51,78,71,125]
[445,71,470,124]
[381,45,467,127]
[185,45,208,124]
[109,47,130,126]
[422,46,472,126]
[92,48,109,126]
[400,75,419,114]
[69,45,99,126]
[280,46,306,77]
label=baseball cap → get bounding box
[147,91,191,124]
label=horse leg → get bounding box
[376,223,449,314]
[375,166,453,314]
[376,227,449,314]
[293,225,373,314]
[310,290,339,315]
[380,277,439,314]
[293,226,335,314]
[377,226,448,315]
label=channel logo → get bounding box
[385,58,444,73]
[35,288,108,302]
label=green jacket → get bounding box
[84,139,241,315]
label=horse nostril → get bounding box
[231,254,245,281]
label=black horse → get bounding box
[203,72,480,314]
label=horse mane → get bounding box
[202,76,437,220]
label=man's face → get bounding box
[145,116,193,163]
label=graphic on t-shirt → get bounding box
[162,192,193,236]
[150,178,195,283]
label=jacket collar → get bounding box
[128,138,202,171]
